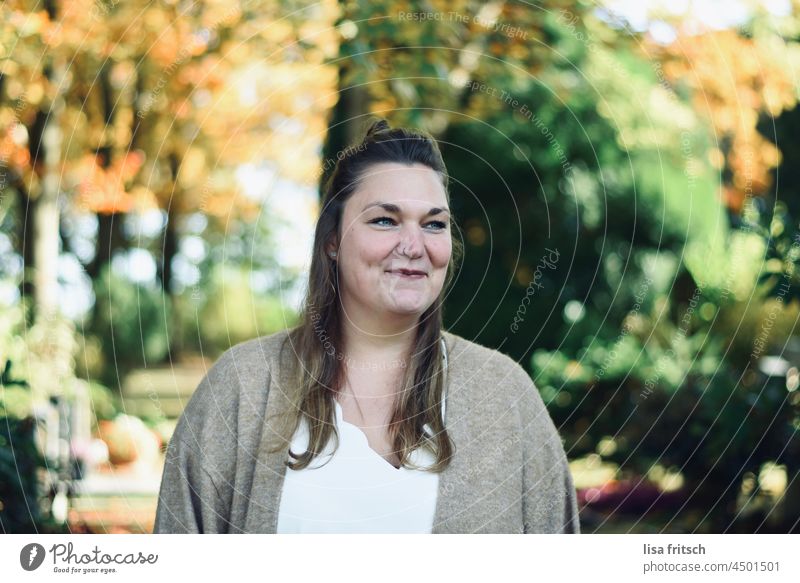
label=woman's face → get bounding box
[331,162,452,323]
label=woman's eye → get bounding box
[370,216,396,226]
[426,221,447,230]
[369,217,447,230]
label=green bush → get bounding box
[0,298,87,533]
[0,415,46,532]
[533,271,800,532]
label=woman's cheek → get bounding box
[431,241,452,267]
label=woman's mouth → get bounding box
[386,269,427,279]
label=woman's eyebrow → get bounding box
[362,202,450,216]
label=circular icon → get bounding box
[20,543,46,571]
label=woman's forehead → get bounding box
[350,163,447,209]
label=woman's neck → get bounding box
[340,317,416,367]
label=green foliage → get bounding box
[0,359,31,419]
[0,415,46,533]
[192,265,298,353]
[0,317,44,534]
[87,381,119,424]
[533,269,800,531]
[89,264,172,383]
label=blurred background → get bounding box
[1,0,799,534]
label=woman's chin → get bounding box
[383,296,430,316]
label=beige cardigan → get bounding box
[153,327,581,533]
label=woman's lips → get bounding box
[386,270,427,279]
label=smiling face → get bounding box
[329,162,452,327]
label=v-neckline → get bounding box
[330,337,449,473]
[333,399,403,471]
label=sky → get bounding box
[603,0,792,43]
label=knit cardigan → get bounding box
[153,327,581,533]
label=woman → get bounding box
[153,118,580,533]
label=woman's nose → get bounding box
[396,224,424,258]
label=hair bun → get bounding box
[365,118,390,139]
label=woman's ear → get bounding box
[325,239,339,258]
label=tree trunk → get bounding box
[318,59,368,197]
[162,205,177,295]
[87,212,125,281]
[30,0,66,320]
[15,178,36,304]
[158,153,182,296]
[157,156,181,362]
[87,62,124,283]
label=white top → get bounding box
[276,339,448,534]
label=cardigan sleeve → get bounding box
[513,363,581,534]
[153,346,242,533]
[153,429,229,533]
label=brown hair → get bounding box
[274,117,463,471]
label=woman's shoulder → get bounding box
[176,328,294,439]
[441,330,559,442]
[208,327,294,374]
[189,328,294,405]
[441,330,530,385]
